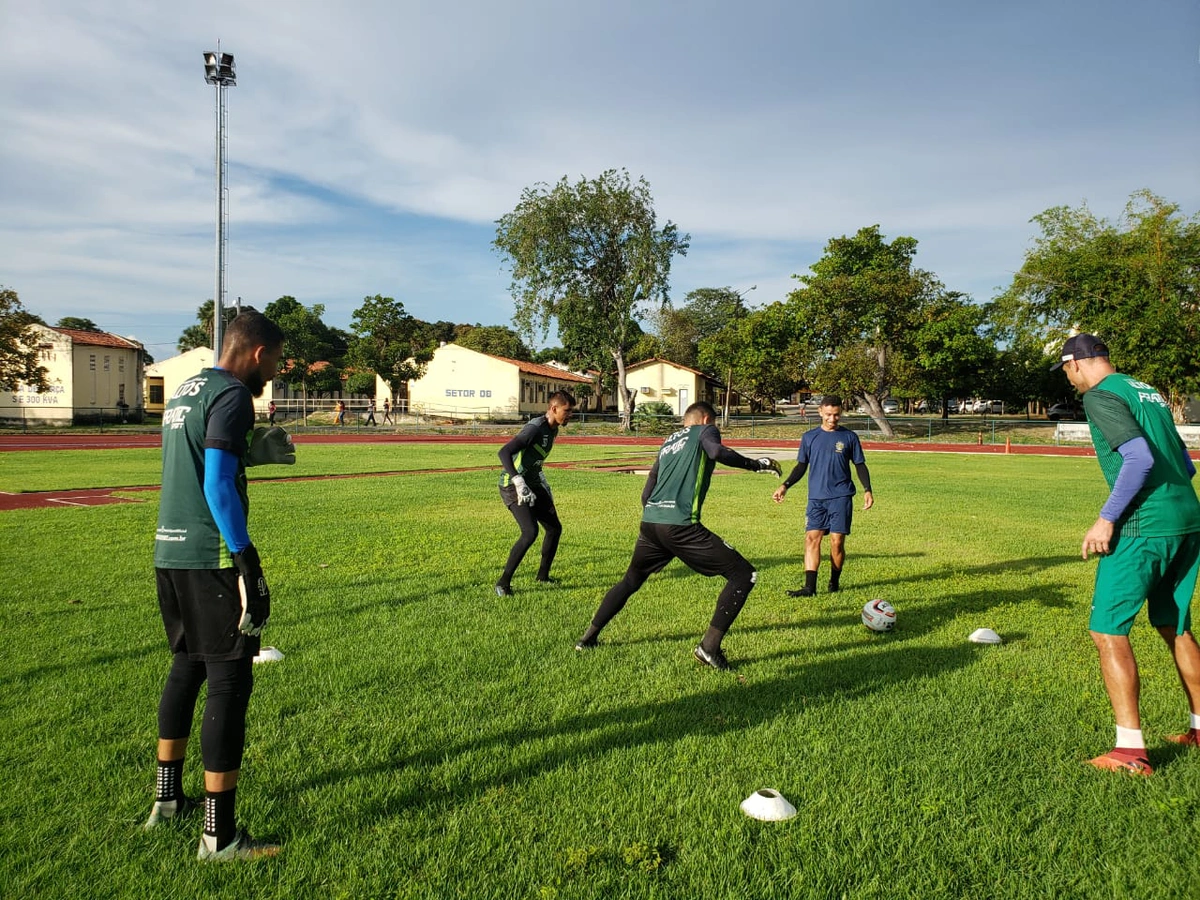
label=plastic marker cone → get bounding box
[740,789,797,821]
[968,628,1002,645]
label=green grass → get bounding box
[2,451,1199,898]
[0,442,655,493]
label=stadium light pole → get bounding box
[203,48,236,365]
[722,284,756,426]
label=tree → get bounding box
[994,190,1200,420]
[699,303,801,415]
[0,287,50,392]
[904,294,994,420]
[494,168,690,430]
[176,300,257,353]
[264,296,336,409]
[55,316,101,332]
[786,226,940,437]
[347,295,437,397]
[455,325,533,360]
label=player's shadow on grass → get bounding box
[280,638,980,823]
[8,642,160,686]
[847,553,1084,594]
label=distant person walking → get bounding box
[773,395,873,596]
[335,400,346,426]
[495,391,576,596]
[267,400,276,426]
[575,401,781,670]
[382,398,394,425]
[1055,334,1200,775]
[365,399,377,426]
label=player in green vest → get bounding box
[1055,334,1200,775]
[145,311,286,860]
[575,401,781,669]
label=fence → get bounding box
[0,405,146,431]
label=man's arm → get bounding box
[641,459,660,507]
[699,425,773,472]
[203,448,251,553]
[1080,390,1153,558]
[497,421,540,477]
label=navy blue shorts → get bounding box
[805,496,854,535]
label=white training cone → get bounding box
[968,628,1002,645]
[740,789,797,822]
[253,646,285,664]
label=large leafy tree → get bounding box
[493,168,690,430]
[786,226,940,437]
[264,296,337,406]
[904,294,994,420]
[348,294,437,395]
[698,302,800,414]
[55,316,101,332]
[0,287,50,392]
[993,190,1200,420]
[455,324,533,360]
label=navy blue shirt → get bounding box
[796,426,865,499]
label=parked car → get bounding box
[1047,402,1083,421]
[882,399,899,414]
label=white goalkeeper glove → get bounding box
[511,474,536,506]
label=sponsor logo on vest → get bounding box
[172,378,206,399]
[163,406,191,428]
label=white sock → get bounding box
[1190,712,1200,730]
[1115,725,1145,750]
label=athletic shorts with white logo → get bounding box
[805,496,854,535]
[1089,532,1200,636]
[156,568,260,662]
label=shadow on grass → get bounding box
[279,638,980,822]
[5,641,160,686]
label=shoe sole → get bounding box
[1164,733,1200,746]
[1086,753,1153,776]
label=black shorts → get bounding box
[630,522,752,581]
[156,567,259,662]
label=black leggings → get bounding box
[593,522,756,634]
[499,491,562,584]
[157,653,255,773]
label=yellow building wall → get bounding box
[626,362,708,415]
[408,344,520,417]
[72,345,141,413]
[0,326,74,424]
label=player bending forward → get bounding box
[575,401,781,670]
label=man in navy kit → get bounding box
[495,391,577,596]
[773,395,873,596]
[575,401,781,670]
[145,311,284,862]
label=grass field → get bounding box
[2,445,1198,899]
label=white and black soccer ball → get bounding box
[862,599,896,632]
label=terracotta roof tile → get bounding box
[52,327,142,349]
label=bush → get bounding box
[631,400,679,434]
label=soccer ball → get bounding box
[862,599,896,632]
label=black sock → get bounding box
[155,758,184,803]
[579,624,602,644]
[829,566,842,590]
[700,625,725,654]
[204,788,237,850]
[804,570,818,593]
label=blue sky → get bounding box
[2,0,1197,359]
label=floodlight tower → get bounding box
[203,47,236,364]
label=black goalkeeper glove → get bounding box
[232,544,271,636]
[757,457,783,476]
